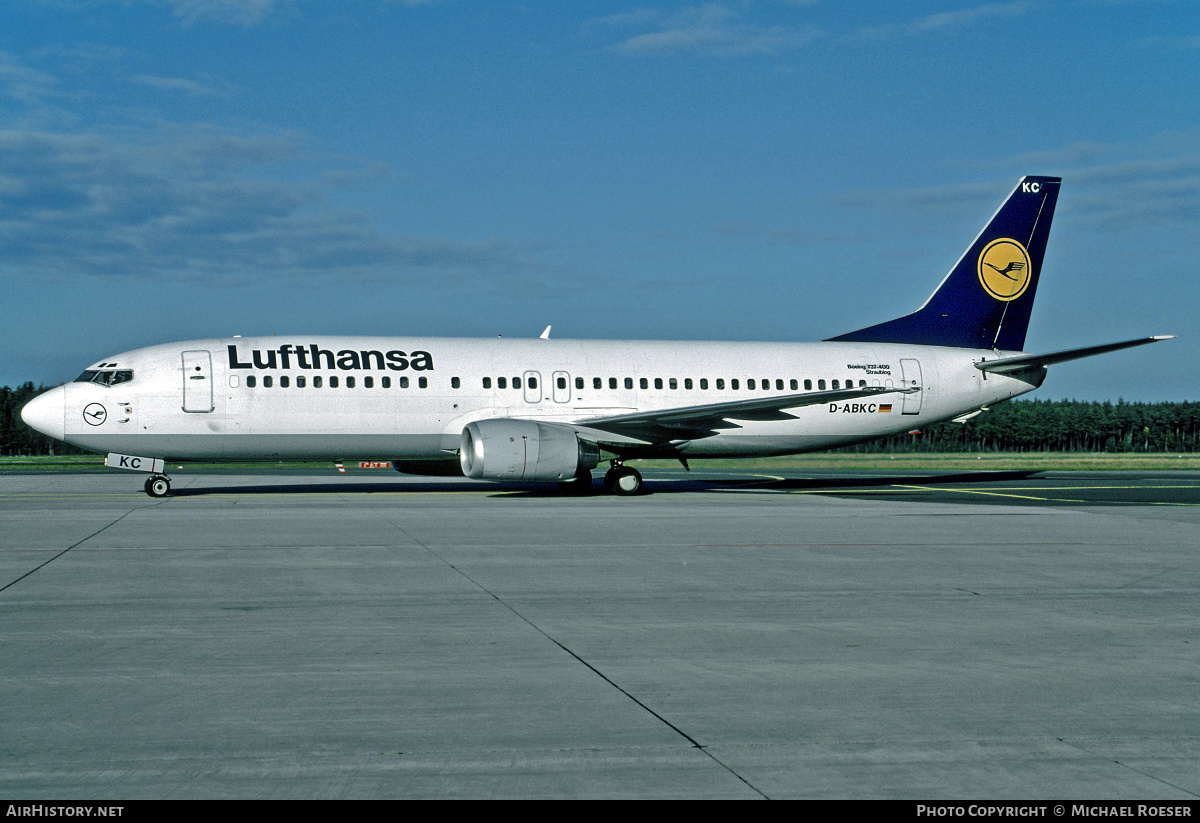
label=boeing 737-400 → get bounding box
[20,176,1172,496]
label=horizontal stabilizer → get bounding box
[976,336,1175,374]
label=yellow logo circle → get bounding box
[977,238,1032,301]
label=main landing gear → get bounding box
[144,474,171,498]
[603,462,642,496]
[556,461,643,496]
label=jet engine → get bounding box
[460,419,600,482]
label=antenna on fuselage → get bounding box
[540,325,551,339]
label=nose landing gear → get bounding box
[144,474,171,498]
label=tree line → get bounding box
[3,383,1199,456]
[1,383,87,456]
[843,398,1200,454]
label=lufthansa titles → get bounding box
[228,344,434,372]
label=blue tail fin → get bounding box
[828,176,1061,350]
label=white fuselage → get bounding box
[36,336,1042,462]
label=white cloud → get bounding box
[127,74,234,96]
[0,127,526,283]
[598,4,824,57]
[161,0,297,27]
[834,132,1200,238]
[852,2,1035,41]
[0,47,527,285]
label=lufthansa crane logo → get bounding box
[977,238,1032,302]
[83,403,107,426]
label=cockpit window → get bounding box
[75,369,133,386]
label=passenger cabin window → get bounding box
[731,379,739,390]
[297,376,306,388]
[418,377,428,389]
[640,378,648,389]
[593,377,602,390]
[654,378,663,390]
[280,376,289,388]
[624,378,633,390]
[346,376,355,388]
[576,377,584,390]
[330,376,339,388]
[669,378,677,390]
[804,379,812,390]
[314,376,323,388]
[609,378,618,390]
[832,379,839,389]
[685,378,693,390]
[513,377,522,389]
[748,379,756,390]
[790,379,798,390]
[483,377,492,389]
[400,376,409,388]
[246,375,257,388]
[716,379,725,390]
[365,376,374,388]
[818,380,826,390]
[497,377,507,389]
[381,376,390,388]
[451,377,460,389]
[700,379,709,390]
[264,376,273,388]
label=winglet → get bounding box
[540,325,551,340]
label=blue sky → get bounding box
[2,0,1197,401]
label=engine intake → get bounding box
[460,419,600,482]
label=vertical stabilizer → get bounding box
[828,176,1061,350]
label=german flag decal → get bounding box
[879,404,893,413]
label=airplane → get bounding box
[20,175,1172,497]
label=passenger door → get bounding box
[552,371,571,404]
[182,351,214,413]
[900,358,922,414]
[523,370,542,404]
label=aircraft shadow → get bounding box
[729,469,1043,490]
[471,469,1046,498]
[166,480,531,497]
[163,470,1042,498]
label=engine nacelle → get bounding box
[460,419,600,482]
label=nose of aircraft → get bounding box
[21,386,66,441]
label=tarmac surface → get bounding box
[2,467,1199,799]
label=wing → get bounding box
[571,385,917,444]
[976,336,1175,375]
